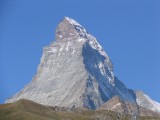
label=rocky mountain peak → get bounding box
[5,17,160,114]
[56,17,87,41]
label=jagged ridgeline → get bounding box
[5,17,160,115]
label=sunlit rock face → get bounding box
[136,91,160,113]
[6,17,160,113]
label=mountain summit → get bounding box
[6,17,160,113]
[56,17,88,41]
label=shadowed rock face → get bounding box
[5,17,160,113]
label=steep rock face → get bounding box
[5,17,135,109]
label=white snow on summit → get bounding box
[64,16,83,27]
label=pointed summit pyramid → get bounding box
[5,17,136,109]
[56,17,87,41]
[5,17,160,112]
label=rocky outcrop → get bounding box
[98,96,160,116]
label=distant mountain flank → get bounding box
[5,17,160,116]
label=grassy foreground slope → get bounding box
[0,99,159,120]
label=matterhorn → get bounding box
[6,17,160,113]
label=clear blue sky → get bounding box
[0,0,160,104]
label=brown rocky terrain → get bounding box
[1,99,160,120]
